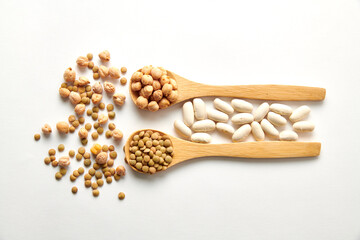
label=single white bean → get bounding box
[207,108,229,122]
[183,101,194,127]
[192,120,216,132]
[267,112,287,127]
[191,133,212,143]
[260,119,279,138]
[293,121,315,132]
[213,98,234,115]
[231,99,253,113]
[193,98,206,120]
[251,121,265,141]
[174,120,192,138]
[253,102,269,122]
[279,130,298,141]
[269,103,293,116]
[289,105,311,122]
[232,124,251,142]
[216,123,235,135]
[231,113,254,125]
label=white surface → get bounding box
[0,0,360,239]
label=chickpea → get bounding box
[162,83,173,97]
[69,92,81,105]
[141,65,152,75]
[76,56,89,67]
[113,93,126,106]
[131,82,142,92]
[78,76,90,86]
[158,98,170,109]
[152,80,161,91]
[150,67,163,80]
[147,101,159,112]
[59,88,70,98]
[140,85,153,98]
[141,75,153,86]
[63,67,76,83]
[74,104,86,115]
[78,127,88,139]
[99,65,109,78]
[131,72,143,82]
[42,124,52,135]
[98,50,110,61]
[56,121,69,134]
[116,165,126,176]
[98,114,108,125]
[151,90,163,102]
[109,66,120,79]
[135,96,148,109]
[170,78,178,90]
[167,90,178,102]
[91,82,102,94]
[58,156,70,168]
[95,152,108,165]
[104,81,115,94]
[91,93,102,105]
[160,75,170,86]
[112,129,123,140]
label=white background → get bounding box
[0,0,359,239]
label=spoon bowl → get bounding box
[124,129,321,174]
[129,69,326,111]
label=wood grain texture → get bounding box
[125,129,321,174]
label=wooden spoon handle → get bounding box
[172,141,321,163]
[178,80,326,101]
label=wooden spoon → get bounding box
[124,129,321,174]
[129,70,326,111]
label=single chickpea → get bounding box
[91,93,102,105]
[99,65,109,78]
[141,75,153,86]
[98,50,110,61]
[112,129,123,140]
[116,165,126,176]
[131,72,143,82]
[69,92,81,105]
[140,85,153,98]
[104,81,115,94]
[109,66,121,79]
[78,76,90,86]
[170,78,178,90]
[58,156,70,168]
[96,152,108,165]
[42,124,52,135]
[151,90,163,102]
[63,67,76,83]
[158,98,170,109]
[162,83,173,97]
[160,75,170,86]
[152,80,161,91]
[74,104,86,115]
[98,113,108,125]
[113,93,126,106]
[92,82,103,94]
[150,67,163,80]
[141,65,152,75]
[120,77,127,85]
[59,88,70,98]
[135,96,148,109]
[167,90,178,102]
[76,56,89,67]
[131,82,142,92]
[78,127,88,139]
[56,121,69,134]
[91,143,102,155]
[147,101,159,112]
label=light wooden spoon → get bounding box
[129,70,326,111]
[124,129,321,174]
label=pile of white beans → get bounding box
[174,98,315,143]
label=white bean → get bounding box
[267,112,287,127]
[231,113,254,125]
[192,120,216,132]
[207,108,229,122]
[232,124,251,142]
[251,121,265,141]
[253,102,269,122]
[260,119,279,138]
[183,101,194,127]
[216,123,235,135]
[293,121,315,132]
[279,130,298,141]
[193,98,206,120]
[191,133,212,143]
[174,120,192,137]
[289,105,310,122]
[269,103,292,116]
[214,98,234,115]
[231,99,253,113]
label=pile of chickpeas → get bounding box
[131,66,178,111]
[35,51,127,199]
[126,130,174,174]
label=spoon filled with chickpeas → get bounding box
[124,129,321,174]
[129,66,326,112]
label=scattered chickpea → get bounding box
[113,93,126,106]
[76,56,89,67]
[58,156,70,167]
[56,121,69,134]
[109,67,120,79]
[98,114,108,125]
[112,129,123,141]
[90,143,102,155]
[34,134,41,141]
[95,152,108,165]
[120,77,127,85]
[91,93,102,105]
[116,165,126,176]
[63,67,76,83]
[98,50,110,61]
[74,104,86,115]
[99,65,109,78]
[59,88,70,98]
[78,127,88,139]
[69,92,81,105]
[104,81,115,94]
[78,76,90,86]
